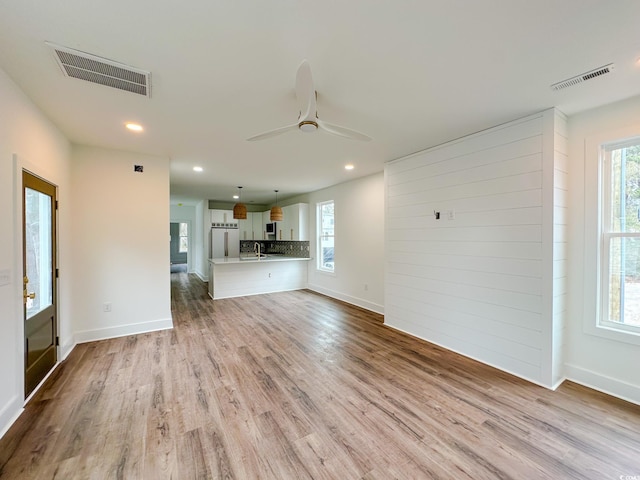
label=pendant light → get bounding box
[270,189,283,221]
[233,186,247,220]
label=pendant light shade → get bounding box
[233,186,247,220]
[270,189,283,221]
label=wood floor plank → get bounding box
[1,272,639,479]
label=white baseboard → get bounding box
[0,395,24,440]
[59,338,76,362]
[74,317,174,344]
[194,270,207,282]
[565,363,640,406]
[307,284,384,315]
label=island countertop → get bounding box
[210,256,312,265]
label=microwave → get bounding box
[266,222,276,234]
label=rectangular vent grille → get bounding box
[551,64,614,91]
[47,42,151,97]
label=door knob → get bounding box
[23,289,36,301]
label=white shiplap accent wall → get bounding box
[551,111,568,387]
[385,109,564,387]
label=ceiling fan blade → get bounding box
[296,59,316,122]
[317,120,372,142]
[246,123,298,141]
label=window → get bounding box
[599,138,640,335]
[317,201,334,272]
[179,222,188,253]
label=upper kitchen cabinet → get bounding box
[210,209,234,225]
[253,212,264,240]
[239,212,265,240]
[278,203,309,241]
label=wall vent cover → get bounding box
[46,42,151,97]
[551,64,614,91]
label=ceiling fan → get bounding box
[247,60,372,142]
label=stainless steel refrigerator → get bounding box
[209,223,240,258]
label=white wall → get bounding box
[385,110,565,387]
[307,173,385,314]
[566,95,640,404]
[70,145,172,343]
[0,68,71,437]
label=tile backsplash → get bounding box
[240,240,310,258]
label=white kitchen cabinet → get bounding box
[238,212,252,240]
[262,210,271,231]
[253,212,263,240]
[278,203,308,240]
[238,212,266,240]
[210,209,233,224]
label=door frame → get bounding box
[169,218,193,272]
[23,169,58,397]
[13,155,61,402]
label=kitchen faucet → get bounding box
[254,242,261,259]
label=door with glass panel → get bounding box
[23,171,57,397]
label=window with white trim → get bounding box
[317,201,334,272]
[179,222,188,253]
[600,137,640,335]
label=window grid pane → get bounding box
[601,139,640,333]
[318,201,334,272]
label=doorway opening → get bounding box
[23,170,58,398]
[170,222,188,273]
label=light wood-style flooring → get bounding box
[1,272,639,479]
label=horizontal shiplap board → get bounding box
[387,262,542,295]
[387,272,543,313]
[387,115,543,174]
[554,151,568,173]
[387,224,542,243]
[388,171,543,208]
[388,251,542,277]
[388,139,542,189]
[385,111,557,387]
[555,170,568,190]
[553,224,568,242]
[388,189,543,219]
[387,152,542,197]
[385,306,543,381]
[553,259,567,279]
[388,240,542,259]
[554,206,567,225]
[386,297,542,349]
[385,282,543,331]
[554,188,568,207]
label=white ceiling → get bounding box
[1,1,639,205]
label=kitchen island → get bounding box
[208,256,311,299]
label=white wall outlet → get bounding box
[0,269,11,287]
[447,209,456,220]
[103,302,112,312]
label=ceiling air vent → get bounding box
[46,42,151,97]
[551,64,615,91]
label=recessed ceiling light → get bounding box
[193,166,203,172]
[345,164,355,170]
[125,122,143,132]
